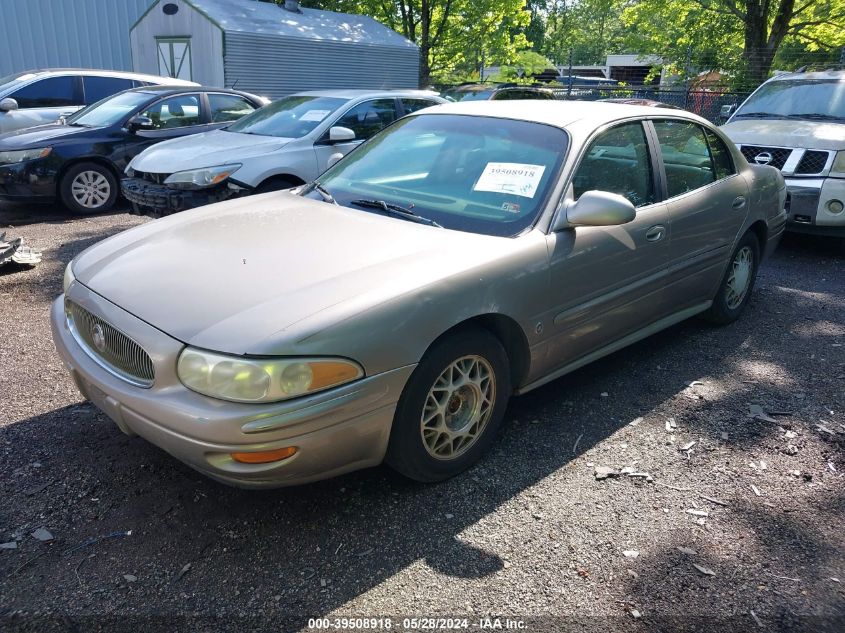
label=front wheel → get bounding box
[702,231,760,324]
[60,162,118,215]
[386,329,511,482]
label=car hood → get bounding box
[0,124,101,149]
[73,193,505,355]
[721,119,845,151]
[130,129,295,173]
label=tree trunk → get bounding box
[742,0,796,86]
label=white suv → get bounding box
[721,69,845,237]
[122,89,445,216]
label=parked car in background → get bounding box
[441,83,556,102]
[601,98,680,109]
[122,89,444,216]
[721,69,845,237]
[0,86,265,214]
[54,101,786,488]
[0,69,197,134]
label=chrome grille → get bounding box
[795,150,829,175]
[66,301,155,387]
[739,145,792,170]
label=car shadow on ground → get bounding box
[0,233,842,632]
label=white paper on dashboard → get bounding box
[300,109,332,122]
[473,163,546,198]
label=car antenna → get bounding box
[231,78,240,89]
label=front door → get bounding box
[313,99,398,172]
[540,121,671,374]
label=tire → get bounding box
[701,231,760,325]
[254,177,299,195]
[386,328,511,482]
[59,162,118,215]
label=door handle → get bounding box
[645,225,665,242]
[732,196,746,210]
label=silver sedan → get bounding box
[52,101,787,487]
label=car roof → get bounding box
[290,89,441,99]
[123,86,263,102]
[419,99,708,129]
[5,68,197,85]
[768,69,845,82]
[446,84,549,92]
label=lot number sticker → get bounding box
[300,109,332,122]
[473,162,546,198]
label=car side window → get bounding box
[11,76,77,108]
[653,120,717,198]
[572,121,655,207]
[83,77,133,105]
[334,99,397,140]
[140,94,201,129]
[208,93,256,123]
[400,98,438,115]
[703,129,736,180]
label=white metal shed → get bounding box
[130,0,420,98]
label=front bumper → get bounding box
[784,177,845,237]
[0,158,57,202]
[121,177,236,216]
[51,283,414,488]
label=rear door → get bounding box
[649,119,747,310]
[0,75,81,132]
[542,120,672,372]
[313,98,398,172]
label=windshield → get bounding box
[67,91,153,127]
[226,95,347,137]
[442,88,495,102]
[735,79,845,121]
[311,114,568,237]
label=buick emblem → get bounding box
[92,324,106,352]
[754,152,773,166]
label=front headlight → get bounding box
[63,262,75,293]
[164,164,241,190]
[176,347,364,403]
[0,147,51,166]
[831,151,845,177]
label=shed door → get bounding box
[157,38,192,81]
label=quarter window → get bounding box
[572,122,655,207]
[208,94,256,123]
[140,94,201,129]
[653,120,717,198]
[11,76,77,108]
[333,99,397,140]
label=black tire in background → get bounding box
[386,328,512,483]
[59,162,119,215]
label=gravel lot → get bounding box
[1,202,843,633]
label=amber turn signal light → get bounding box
[231,446,298,464]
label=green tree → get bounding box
[623,0,845,88]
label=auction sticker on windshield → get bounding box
[473,163,546,198]
[300,110,332,122]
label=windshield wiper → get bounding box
[734,112,784,119]
[300,180,336,204]
[350,199,442,228]
[784,113,845,121]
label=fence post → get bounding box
[567,50,573,98]
[683,45,692,110]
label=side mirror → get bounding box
[552,190,636,231]
[127,115,154,132]
[0,98,19,112]
[719,104,737,119]
[327,152,344,168]
[328,126,355,143]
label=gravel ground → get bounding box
[0,202,843,633]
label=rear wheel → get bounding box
[60,162,118,215]
[386,329,511,482]
[702,231,760,324]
